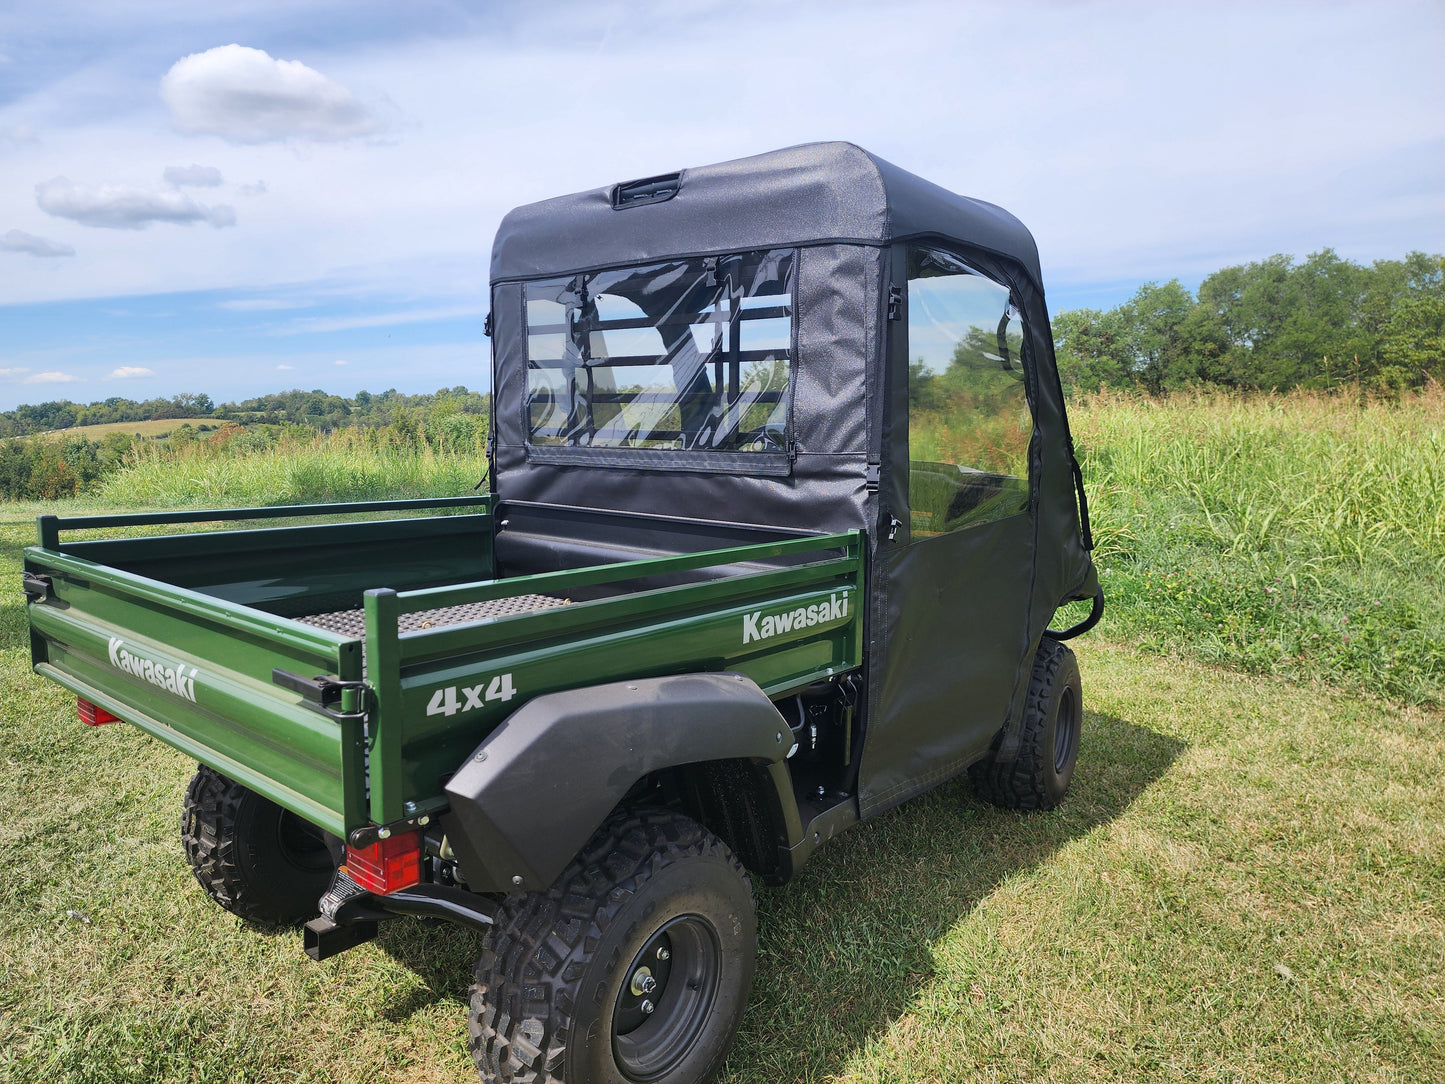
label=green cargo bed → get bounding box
[25,496,863,838]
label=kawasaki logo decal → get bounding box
[108,637,198,702]
[742,592,849,645]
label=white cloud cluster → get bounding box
[36,177,236,230]
[0,367,83,385]
[109,366,155,378]
[26,371,82,384]
[161,44,380,144]
[164,164,224,187]
[1,229,75,257]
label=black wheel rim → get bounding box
[1054,685,1080,775]
[612,915,722,1082]
[275,809,333,874]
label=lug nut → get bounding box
[640,999,655,1015]
[630,966,657,995]
[656,947,670,961]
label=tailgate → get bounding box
[24,547,367,837]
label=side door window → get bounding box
[906,246,1033,540]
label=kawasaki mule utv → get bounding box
[24,141,1100,1083]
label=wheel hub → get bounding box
[611,915,722,1081]
[614,933,674,1034]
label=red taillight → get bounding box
[344,831,422,894]
[77,698,119,726]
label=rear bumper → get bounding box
[303,874,499,961]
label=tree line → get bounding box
[1053,250,1443,394]
[2,247,1440,498]
[0,385,487,439]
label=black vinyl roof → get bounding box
[491,141,1043,287]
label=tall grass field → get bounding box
[0,388,1440,1082]
[99,424,489,507]
[1074,386,1444,706]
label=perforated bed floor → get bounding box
[294,593,567,638]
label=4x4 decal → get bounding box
[426,673,518,717]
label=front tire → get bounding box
[469,810,756,1084]
[180,765,338,927]
[969,638,1083,810]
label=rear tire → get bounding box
[469,810,755,1084]
[180,765,337,927]
[969,639,1083,810]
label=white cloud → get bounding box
[24,371,82,384]
[218,297,308,311]
[275,304,485,335]
[161,44,380,144]
[0,2,1440,323]
[164,164,224,187]
[109,366,155,378]
[0,368,31,378]
[36,177,237,230]
[276,364,294,370]
[333,359,348,365]
[1,229,75,257]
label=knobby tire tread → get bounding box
[179,765,320,927]
[969,639,1075,811]
[469,809,749,1084]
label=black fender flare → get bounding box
[441,672,798,892]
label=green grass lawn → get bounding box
[0,508,1440,1082]
[1,386,1442,1082]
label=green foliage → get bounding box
[0,393,220,438]
[1054,250,1445,394]
[0,387,491,501]
[0,433,138,501]
[0,385,489,440]
[212,385,486,431]
[94,423,486,508]
[1072,386,1445,705]
[911,327,1031,473]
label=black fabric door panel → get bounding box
[858,510,1034,815]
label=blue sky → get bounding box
[1,0,1441,410]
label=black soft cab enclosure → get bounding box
[488,140,1100,820]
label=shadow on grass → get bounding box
[372,920,488,1022]
[726,712,1184,1081]
[362,712,1183,1081]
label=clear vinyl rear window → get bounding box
[524,250,794,453]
